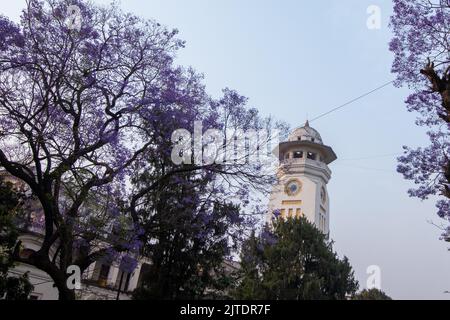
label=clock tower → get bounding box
[267,121,337,234]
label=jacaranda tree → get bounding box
[130,87,283,299]
[0,0,284,300]
[390,0,450,238]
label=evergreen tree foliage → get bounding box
[234,217,358,300]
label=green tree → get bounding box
[352,288,392,300]
[234,216,358,300]
[131,159,248,300]
[0,178,33,300]
[130,86,282,300]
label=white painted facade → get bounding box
[2,169,235,300]
[1,171,149,300]
[267,122,337,234]
[8,231,149,300]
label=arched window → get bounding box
[307,152,316,160]
[293,151,303,159]
[19,248,34,259]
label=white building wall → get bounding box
[268,172,329,233]
[8,263,59,300]
[7,233,143,300]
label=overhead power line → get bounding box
[310,80,394,122]
[334,163,394,173]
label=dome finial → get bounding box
[305,120,310,127]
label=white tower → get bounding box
[267,121,337,234]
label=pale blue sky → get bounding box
[2,0,449,299]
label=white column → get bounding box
[108,265,119,287]
[127,262,142,291]
[83,262,96,280]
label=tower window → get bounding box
[293,151,303,159]
[319,210,327,233]
[307,152,316,160]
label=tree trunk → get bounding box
[57,284,76,300]
[42,261,76,300]
[15,247,77,300]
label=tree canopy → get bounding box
[233,216,358,300]
[390,0,450,239]
[0,0,284,299]
[352,288,392,300]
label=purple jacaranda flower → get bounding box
[390,0,450,236]
[119,254,138,273]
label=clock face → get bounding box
[285,179,301,196]
[320,187,326,203]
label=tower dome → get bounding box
[278,121,336,165]
[288,121,323,144]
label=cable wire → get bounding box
[310,80,394,122]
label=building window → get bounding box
[98,264,110,287]
[19,248,34,259]
[137,263,152,289]
[307,152,316,160]
[293,151,303,159]
[115,270,131,292]
[311,138,315,143]
[288,208,293,217]
[319,210,327,233]
[281,200,302,206]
